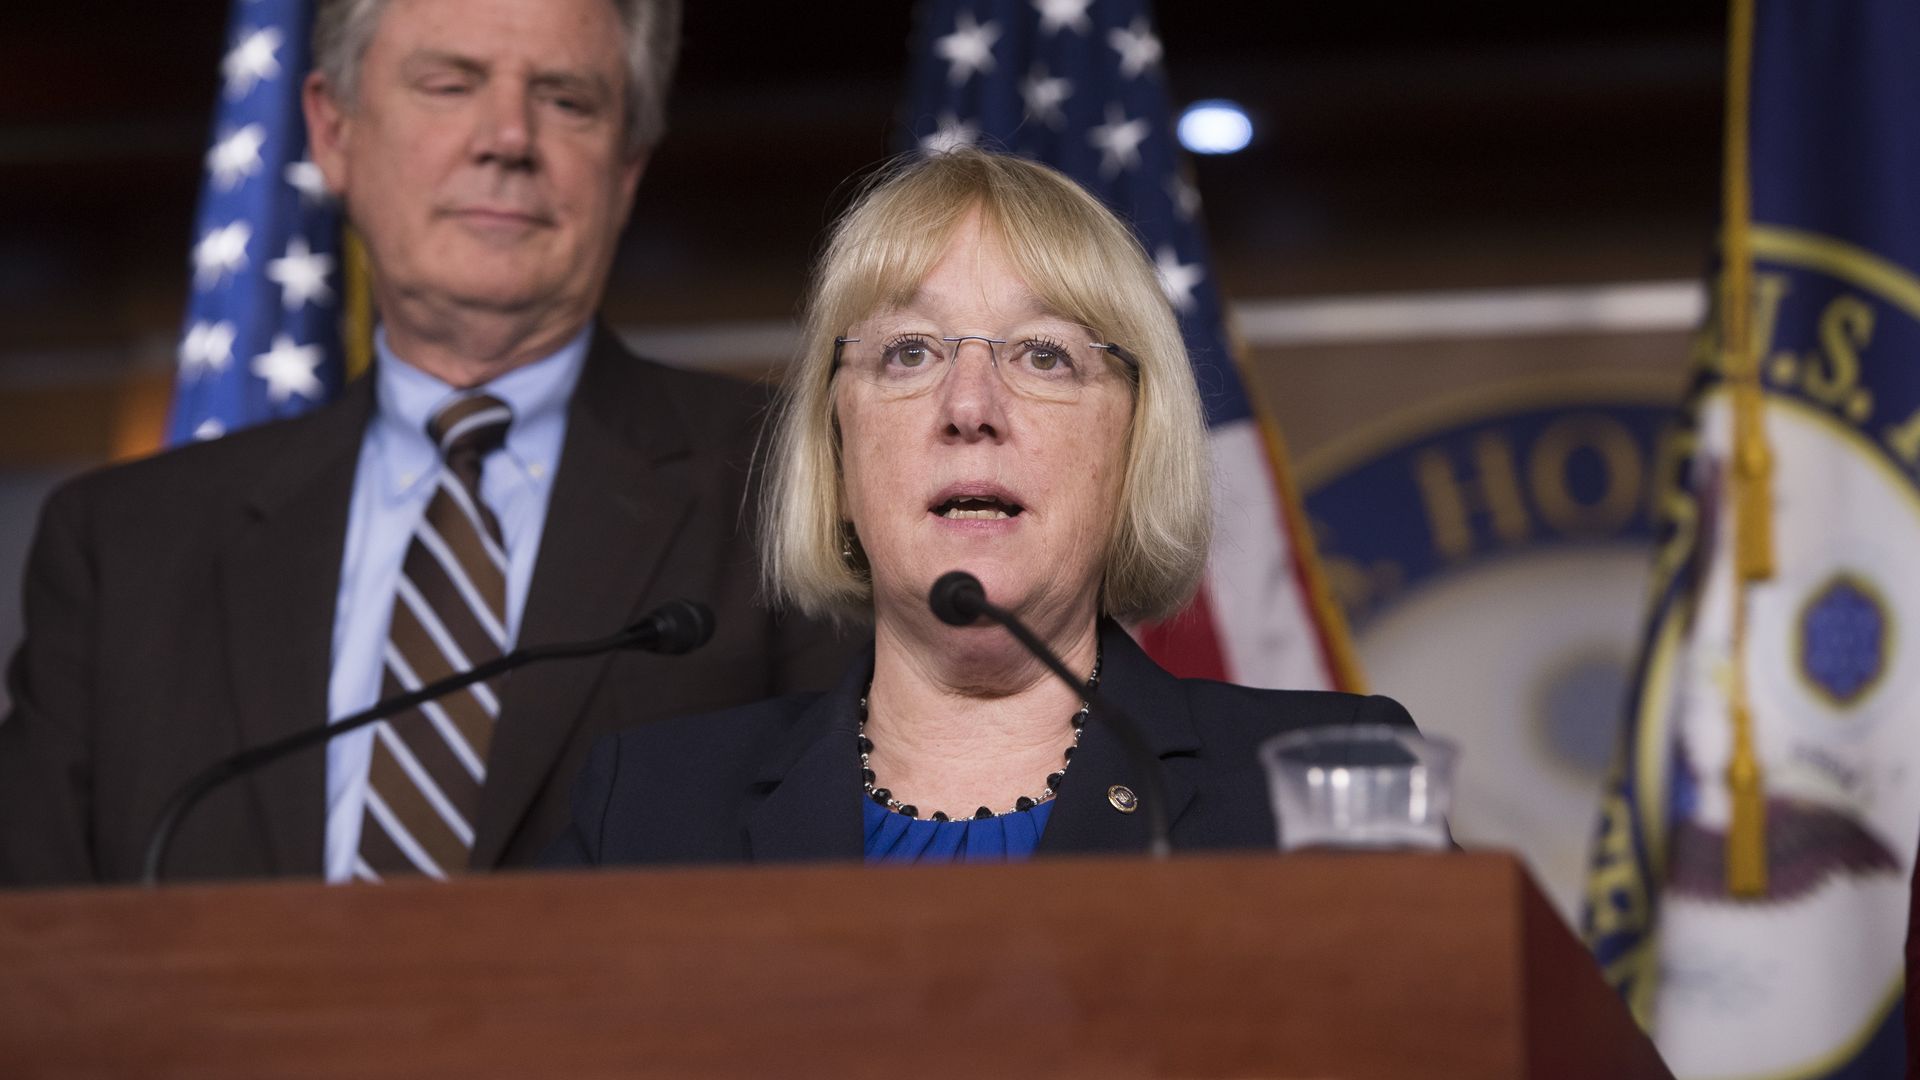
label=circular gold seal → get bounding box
[1107,785,1139,813]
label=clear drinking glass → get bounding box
[1260,725,1458,852]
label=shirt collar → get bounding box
[369,325,592,501]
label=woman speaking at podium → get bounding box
[545,148,1412,866]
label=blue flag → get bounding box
[1586,2,1920,1076]
[904,0,1354,691]
[168,0,343,445]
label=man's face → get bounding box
[306,0,644,330]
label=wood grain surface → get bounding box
[0,851,1670,1079]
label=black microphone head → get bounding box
[647,599,715,655]
[928,571,987,626]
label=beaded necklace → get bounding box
[858,647,1101,821]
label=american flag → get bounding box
[904,0,1360,690]
[169,0,344,445]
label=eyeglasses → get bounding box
[832,330,1140,402]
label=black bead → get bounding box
[861,767,875,785]
[1014,796,1035,811]
[857,735,873,754]
[1046,772,1065,789]
[899,805,918,818]
[1070,713,1086,730]
[1063,747,1075,761]
[974,806,994,819]
[871,787,892,805]
[931,811,950,822]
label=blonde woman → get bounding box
[548,149,1413,865]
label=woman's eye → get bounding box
[887,340,934,368]
[1025,345,1069,371]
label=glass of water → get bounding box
[1260,725,1458,852]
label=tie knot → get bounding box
[428,394,512,462]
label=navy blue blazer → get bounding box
[545,620,1416,865]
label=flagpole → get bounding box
[1221,295,1367,693]
[1251,400,1367,693]
[1721,0,1771,899]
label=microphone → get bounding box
[141,599,716,886]
[928,571,1171,859]
[927,571,988,627]
[628,597,715,655]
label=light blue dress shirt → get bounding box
[322,327,589,883]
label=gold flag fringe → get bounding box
[1721,0,1770,898]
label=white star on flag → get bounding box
[222,27,283,100]
[1167,173,1202,222]
[266,236,335,310]
[1032,0,1093,35]
[1088,103,1151,178]
[934,12,1000,86]
[251,334,326,404]
[178,321,237,377]
[1021,66,1074,129]
[206,124,266,191]
[921,112,981,154]
[1108,18,1163,79]
[193,419,227,442]
[1154,245,1204,312]
[192,221,253,288]
[284,157,332,203]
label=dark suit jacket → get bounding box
[546,620,1416,865]
[0,326,848,886]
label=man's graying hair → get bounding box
[311,0,681,154]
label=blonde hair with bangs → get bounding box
[761,148,1212,624]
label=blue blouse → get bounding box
[862,797,1056,864]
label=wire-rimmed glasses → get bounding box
[832,328,1139,402]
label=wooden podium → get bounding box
[0,852,1669,1078]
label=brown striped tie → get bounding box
[354,394,513,881]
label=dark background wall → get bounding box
[0,1,1723,364]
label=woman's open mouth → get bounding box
[932,495,1024,520]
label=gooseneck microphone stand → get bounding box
[928,571,1171,859]
[141,600,714,885]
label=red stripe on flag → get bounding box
[1138,584,1231,682]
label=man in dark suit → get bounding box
[0,0,844,885]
